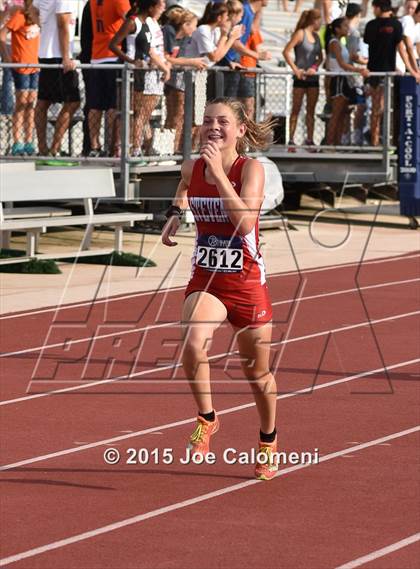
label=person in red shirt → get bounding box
[0,0,39,155]
[161,98,279,481]
[88,0,130,157]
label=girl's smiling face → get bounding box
[200,103,246,150]
[182,17,197,37]
[150,0,165,19]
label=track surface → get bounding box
[0,252,419,569]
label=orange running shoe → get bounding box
[255,438,279,481]
[187,414,219,457]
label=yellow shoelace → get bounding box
[190,422,208,444]
[258,446,275,467]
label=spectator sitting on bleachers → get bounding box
[32,0,80,157]
[0,0,39,156]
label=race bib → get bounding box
[196,234,243,273]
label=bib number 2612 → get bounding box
[196,235,243,273]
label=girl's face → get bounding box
[182,17,197,37]
[150,0,165,19]
[230,9,243,26]
[313,17,321,31]
[216,11,229,27]
[338,20,349,37]
[201,103,246,150]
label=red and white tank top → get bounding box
[187,156,266,288]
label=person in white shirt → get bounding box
[396,0,420,72]
[32,0,80,156]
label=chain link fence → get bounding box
[0,62,396,192]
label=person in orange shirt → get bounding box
[0,0,39,155]
[88,0,130,157]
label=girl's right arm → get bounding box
[109,18,136,63]
[282,29,305,79]
[161,160,194,247]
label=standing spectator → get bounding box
[0,0,39,155]
[79,0,92,156]
[396,0,420,74]
[109,0,170,160]
[0,1,16,134]
[222,0,271,98]
[364,0,420,146]
[346,2,368,145]
[283,9,323,151]
[326,17,368,145]
[32,0,80,156]
[237,0,272,118]
[89,0,130,157]
[281,0,304,12]
[163,9,207,154]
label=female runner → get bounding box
[161,98,278,480]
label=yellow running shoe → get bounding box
[255,438,279,481]
[187,414,219,457]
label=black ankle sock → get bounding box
[260,428,276,443]
[199,410,215,422]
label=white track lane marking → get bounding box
[1,309,419,405]
[1,252,419,321]
[335,533,420,569]
[1,358,418,471]
[2,276,418,360]
[0,426,418,567]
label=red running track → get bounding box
[0,253,419,568]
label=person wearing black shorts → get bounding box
[33,0,80,156]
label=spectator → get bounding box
[0,0,39,155]
[89,0,130,157]
[326,17,368,145]
[163,8,207,154]
[109,0,170,161]
[395,0,420,74]
[283,9,323,151]
[186,0,242,99]
[322,0,347,23]
[32,0,80,157]
[222,0,271,98]
[345,2,368,145]
[0,1,15,121]
[79,0,92,156]
[364,0,420,146]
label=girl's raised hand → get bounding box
[161,215,181,246]
[200,141,224,178]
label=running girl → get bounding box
[161,98,278,481]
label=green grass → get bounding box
[0,249,61,274]
[63,251,156,267]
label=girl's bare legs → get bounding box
[24,90,37,143]
[181,291,228,414]
[327,95,347,145]
[289,87,305,142]
[236,323,277,434]
[12,90,26,144]
[370,86,384,147]
[132,92,159,153]
[305,86,319,142]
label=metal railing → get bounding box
[0,62,397,198]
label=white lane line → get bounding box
[1,358,418,471]
[2,276,419,360]
[0,426,418,567]
[1,309,419,405]
[1,252,419,321]
[335,533,420,569]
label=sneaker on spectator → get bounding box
[304,139,318,153]
[131,148,148,165]
[88,148,103,158]
[23,142,36,156]
[11,142,25,156]
[287,140,297,153]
